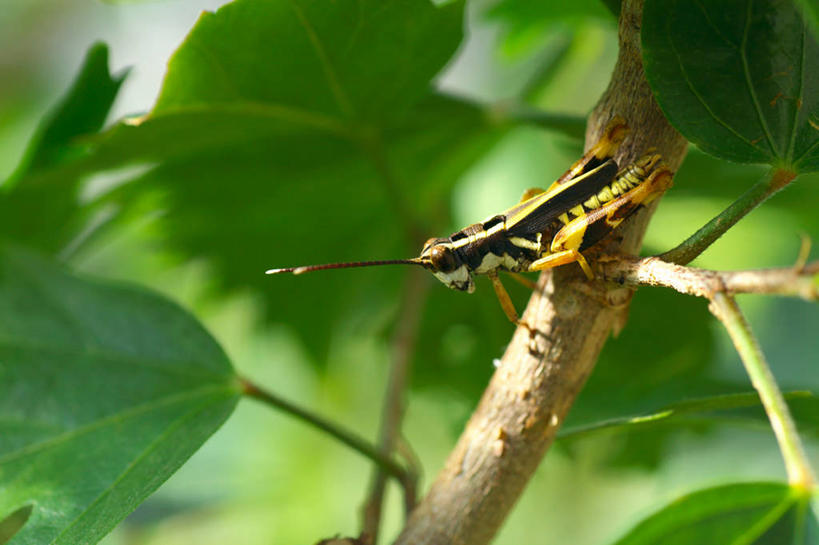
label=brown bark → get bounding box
[394,1,689,544]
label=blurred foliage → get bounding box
[486,0,617,59]
[0,0,817,544]
[797,0,819,34]
[0,43,126,253]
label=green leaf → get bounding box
[0,244,240,545]
[0,505,32,544]
[49,0,499,365]
[155,0,463,123]
[562,288,722,467]
[610,482,817,545]
[94,93,497,364]
[6,42,127,185]
[0,43,127,254]
[642,0,819,172]
[795,0,819,36]
[488,0,617,25]
[559,391,819,440]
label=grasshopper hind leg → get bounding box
[519,187,545,203]
[551,117,628,188]
[528,250,594,280]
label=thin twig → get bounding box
[361,268,428,543]
[709,294,816,489]
[239,378,415,493]
[600,253,817,487]
[600,256,819,300]
[660,167,797,265]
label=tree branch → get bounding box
[239,378,415,498]
[600,256,819,300]
[598,251,818,488]
[395,1,688,543]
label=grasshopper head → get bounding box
[420,238,474,293]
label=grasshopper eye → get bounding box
[429,245,457,272]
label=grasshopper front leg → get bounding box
[488,271,522,325]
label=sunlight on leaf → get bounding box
[0,43,127,254]
[155,0,463,124]
[5,42,126,186]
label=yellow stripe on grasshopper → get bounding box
[547,165,673,278]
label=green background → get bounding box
[0,0,816,543]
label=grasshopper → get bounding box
[267,118,673,325]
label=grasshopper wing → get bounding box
[504,159,618,237]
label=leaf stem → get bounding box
[239,377,415,492]
[661,167,797,265]
[362,267,428,541]
[600,256,819,300]
[709,293,816,489]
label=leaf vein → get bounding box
[693,0,741,51]
[48,393,233,545]
[740,0,779,157]
[728,494,797,545]
[0,337,228,381]
[786,23,807,163]
[0,385,233,465]
[666,10,766,153]
[287,0,355,119]
[792,134,819,167]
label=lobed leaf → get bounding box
[59,0,504,367]
[155,0,464,124]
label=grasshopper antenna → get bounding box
[266,258,426,275]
